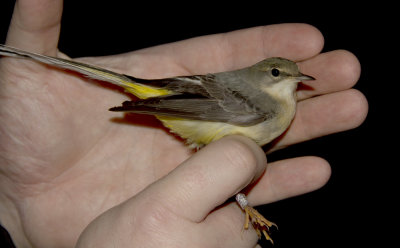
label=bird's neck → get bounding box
[273,83,298,129]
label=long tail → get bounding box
[0,44,172,99]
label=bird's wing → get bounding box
[109,95,267,126]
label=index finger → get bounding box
[99,23,324,78]
[172,23,325,73]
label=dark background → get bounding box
[0,1,392,247]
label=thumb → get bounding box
[140,135,267,222]
[6,0,63,55]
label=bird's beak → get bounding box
[296,73,315,81]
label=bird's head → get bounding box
[251,57,315,98]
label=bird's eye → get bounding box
[271,68,280,77]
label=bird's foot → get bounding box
[236,193,278,244]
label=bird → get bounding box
[0,44,315,243]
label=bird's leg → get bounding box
[235,193,278,244]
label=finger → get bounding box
[297,50,361,101]
[247,156,331,205]
[271,89,368,151]
[171,23,324,73]
[101,23,324,78]
[143,135,267,223]
[6,0,63,55]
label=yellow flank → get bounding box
[158,116,226,147]
[121,81,173,99]
[157,116,282,149]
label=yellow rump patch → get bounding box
[122,81,173,99]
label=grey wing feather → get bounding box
[198,71,279,121]
[109,96,267,126]
[144,73,279,120]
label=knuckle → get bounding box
[127,197,177,235]
[220,137,261,176]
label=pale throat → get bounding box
[262,79,298,104]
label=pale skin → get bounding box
[0,0,368,247]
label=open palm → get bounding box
[0,1,367,247]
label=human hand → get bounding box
[0,0,367,247]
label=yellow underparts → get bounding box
[157,116,279,149]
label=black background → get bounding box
[0,1,393,247]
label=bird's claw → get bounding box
[236,193,277,244]
[244,205,277,244]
